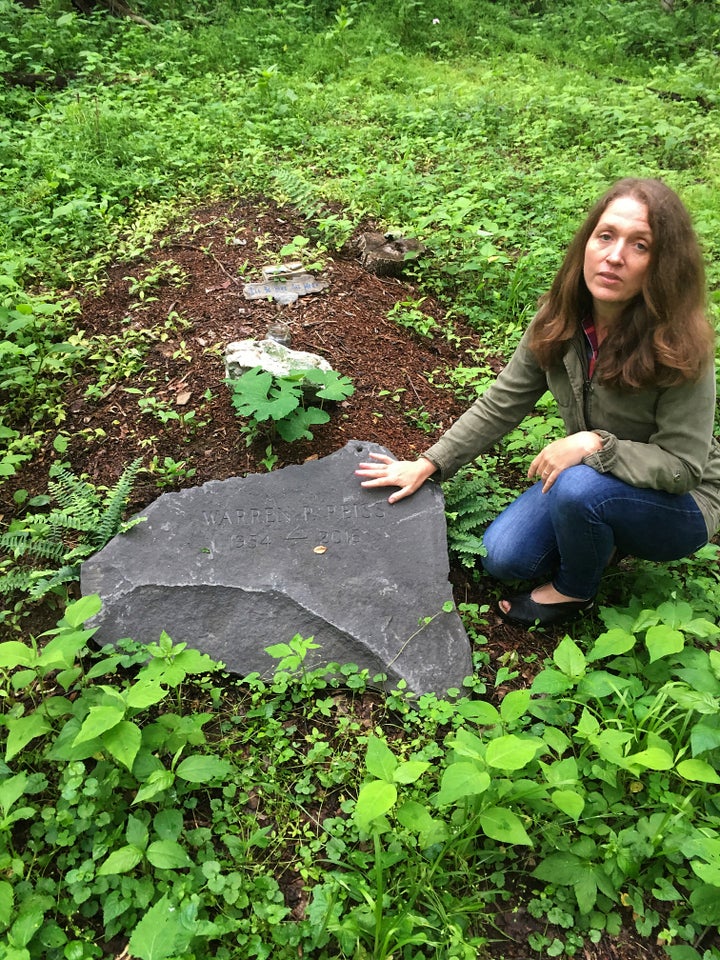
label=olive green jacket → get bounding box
[424,325,720,538]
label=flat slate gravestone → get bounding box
[81,441,472,695]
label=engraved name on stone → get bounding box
[200,500,386,552]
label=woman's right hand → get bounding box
[355,453,437,504]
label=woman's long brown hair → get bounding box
[529,178,715,388]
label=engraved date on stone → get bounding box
[230,534,272,548]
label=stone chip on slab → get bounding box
[80,441,472,695]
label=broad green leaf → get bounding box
[304,368,355,401]
[60,594,102,628]
[683,618,720,639]
[98,845,144,876]
[434,762,490,806]
[139,648,218,684]
[455,700,500,724]
[446,726,486,761]
[265,642,292,658]
[38,629,96,671]
[551,789,585,820]
[12,669,37,693]
[393,760,429,784]
[666,687,718,715]
[674,664,720,697]
[0,642,34,669]
[574,872,597,914]
[276,406,329,442]
[133,769,175,805]
[354,780,397,829]
[622,747,673,771]
[146,840,192,870]
[365,735,397,782]
[576,708,600,738]
[9,907,44,949]
[72,704,125,746]
[530,668,574,696]
[395,799,434,834]
[711,649,720,678]
[126,814,149,850]
[479,806,532,846]
[645,624,684,662]
[125,679,169,710]
[154,809,184,841]
[170,647,217,675]
[587,628,636,662]
[175,754,232,783]
[594,728,633,765]
[0,773,28,814]
[396,800,449,849]
[684,836,720,862]
[631,609,661,632]
[103,720,142,771]
[691,719,720,756]
[656,600,693,628]
[689,883,720,925]
[500,689,531,723]
[5,713,52,762]
[676,759,720,784]
[128,895,189,960]
[580,673,636,702]
[485,734,540,771]
[652,877,681,902]
[85,654,125,681]
[229,368,299,422]
[542,756,579,787]
[690,860,720,887]
[553,635,586,678]
[664,942,702,960]
[56,666,82,690]
[541,727,571,756]
[533,852,586,885]
[0,879,13,931]
[46,716,101,762]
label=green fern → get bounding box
[0,458,144,603]
[272,168,319,219]
[442,459,517,569]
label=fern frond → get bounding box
[27,564,78,600]
[95,458,143,546]
[48,468,100,515]
[1,458,143,608]
[42,512,99,535]
[443,460,516,568]
[0,531,66,563]
[272,168,318,219]
[0,570,38,595]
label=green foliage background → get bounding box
[1,1,720,958]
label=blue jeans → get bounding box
[482,464,708,599]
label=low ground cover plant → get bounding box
[0,587,718,959]
[227,366,355,444]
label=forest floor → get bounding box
[2,196,665,960]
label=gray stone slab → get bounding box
[243,274,328,304]
[80,441,472,695]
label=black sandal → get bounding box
[498,592,594,628]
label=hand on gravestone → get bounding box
[355,453,437,504]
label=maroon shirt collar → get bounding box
[581,315,599,378]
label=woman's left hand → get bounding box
[529,432,604,492]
